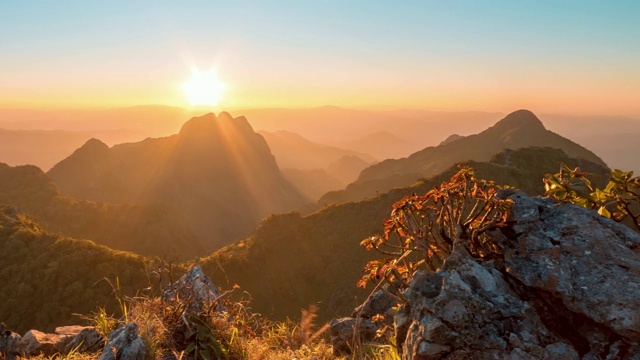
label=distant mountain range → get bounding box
[2,106,639,173]
[318,110,608,206]
[258,130,376,169]
[47,112,308,251]
[331,130,417,161]
[259,130,375,199]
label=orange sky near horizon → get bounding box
[1,2,639,117]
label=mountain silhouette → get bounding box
[318,110,607,206]
[48,112,308,251]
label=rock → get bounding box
[395,245,576,359]
[63,326,103,353]
[391,191,640,359]
[0,323,22,360]
[20,329,62,357]
[18,326,94,357]
[0,324,100,358]
[329,288,397,355]
[352,289,396,319]
[98,323,145,360]
[502,193,640,347]
[329,317,377,356]
[163,266,225,314]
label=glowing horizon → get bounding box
[1,2,639,117]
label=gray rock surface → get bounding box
[328,288,397,356]
[63,326,103,354]
[98,323,145,360]
[0,323,22,360]
[503,193,640,341]
[395,246,576,359]
[352,289,396,319]
[329,317,378,356]
[163,266,225,314]
[340,192,640,359]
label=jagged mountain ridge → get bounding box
[47,112,308,251]
[318,110,608,206]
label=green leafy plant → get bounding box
[544,165,640,231]
[358,166,513,292]
[185,315,229,359]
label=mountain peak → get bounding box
[81,138,109,151]
[491,109,546,132]
[440,134,465,146]
[178,113,217,135]
[178,112,253,139]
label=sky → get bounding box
[1,1,639,116]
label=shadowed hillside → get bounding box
[200,147,609,323]
[0,206,166,334]
[47,112,308,251]
[0,163,203,257]
[318,110,608,206]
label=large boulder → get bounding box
[392,192,640,359]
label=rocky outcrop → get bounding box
[504,193,640,324]
[395,192,640,359]
[335,192,640,359]
[98,323,145,360]
[0,324,102,359]
[395,247,577,359]
[163,266,225,314]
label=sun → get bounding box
[182,67,225,107]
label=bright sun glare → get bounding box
[182,67,225,107]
